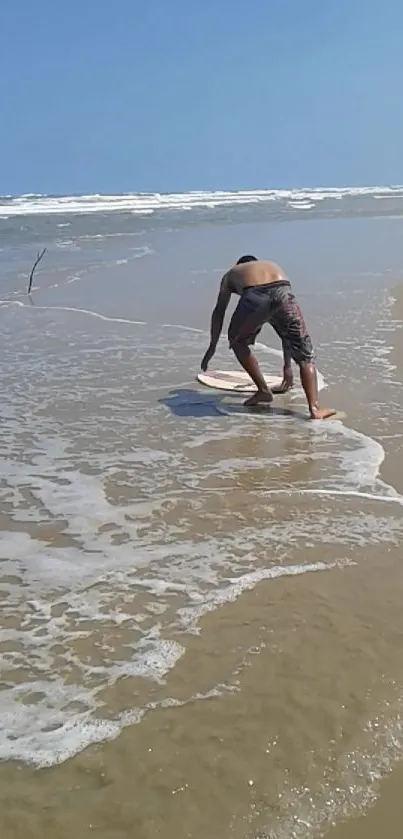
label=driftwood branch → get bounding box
[28,248,47,294]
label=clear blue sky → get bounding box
[1,0,402,195]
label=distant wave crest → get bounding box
[1,185,403,217]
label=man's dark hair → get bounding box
[236,254,258,265]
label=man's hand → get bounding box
[201,345,216,372]
[271,366,294,394]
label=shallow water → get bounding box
[1,202,403,837]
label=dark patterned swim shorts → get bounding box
[228,281,315,364]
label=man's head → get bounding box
[236,254,258,265]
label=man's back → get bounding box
[226,260,287,295]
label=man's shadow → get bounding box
[159,388,308,421]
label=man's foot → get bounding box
[309,406,337,420]
[244,390,274,407]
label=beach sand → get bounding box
[1,203,403,838]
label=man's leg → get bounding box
[231,339,273,405]
[228,294,273,405]
[298,360,335,420]
[270,290,336,419]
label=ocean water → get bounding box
[1,187,403,838]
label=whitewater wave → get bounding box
[1,185,403,217]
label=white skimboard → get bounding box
[196,369,283,393]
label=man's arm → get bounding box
[209,280,232,348]
[201,275,232,370]
[282,339,292,371]
[271,339,294,393]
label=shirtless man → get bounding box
[201,255,335,420]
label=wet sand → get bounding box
[323,281,403,839]
[1,214,403,838]
[2,547,403,838]
[325,766,403,838]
